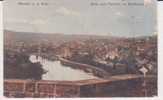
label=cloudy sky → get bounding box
[4,0,157,37]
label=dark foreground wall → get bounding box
[4,79,80,98]
[4,75,157,98]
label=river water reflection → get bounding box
[29,55,98,81]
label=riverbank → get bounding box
[59,57,110,78]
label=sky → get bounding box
[3,0,157,37]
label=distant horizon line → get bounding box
[4,29,157,38]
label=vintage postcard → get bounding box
[3,0,157,98]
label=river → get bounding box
[29,55,98,81]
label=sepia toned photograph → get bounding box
[3,0,157,98]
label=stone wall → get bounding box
[4,75,157,97]
[4,80,80,98]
